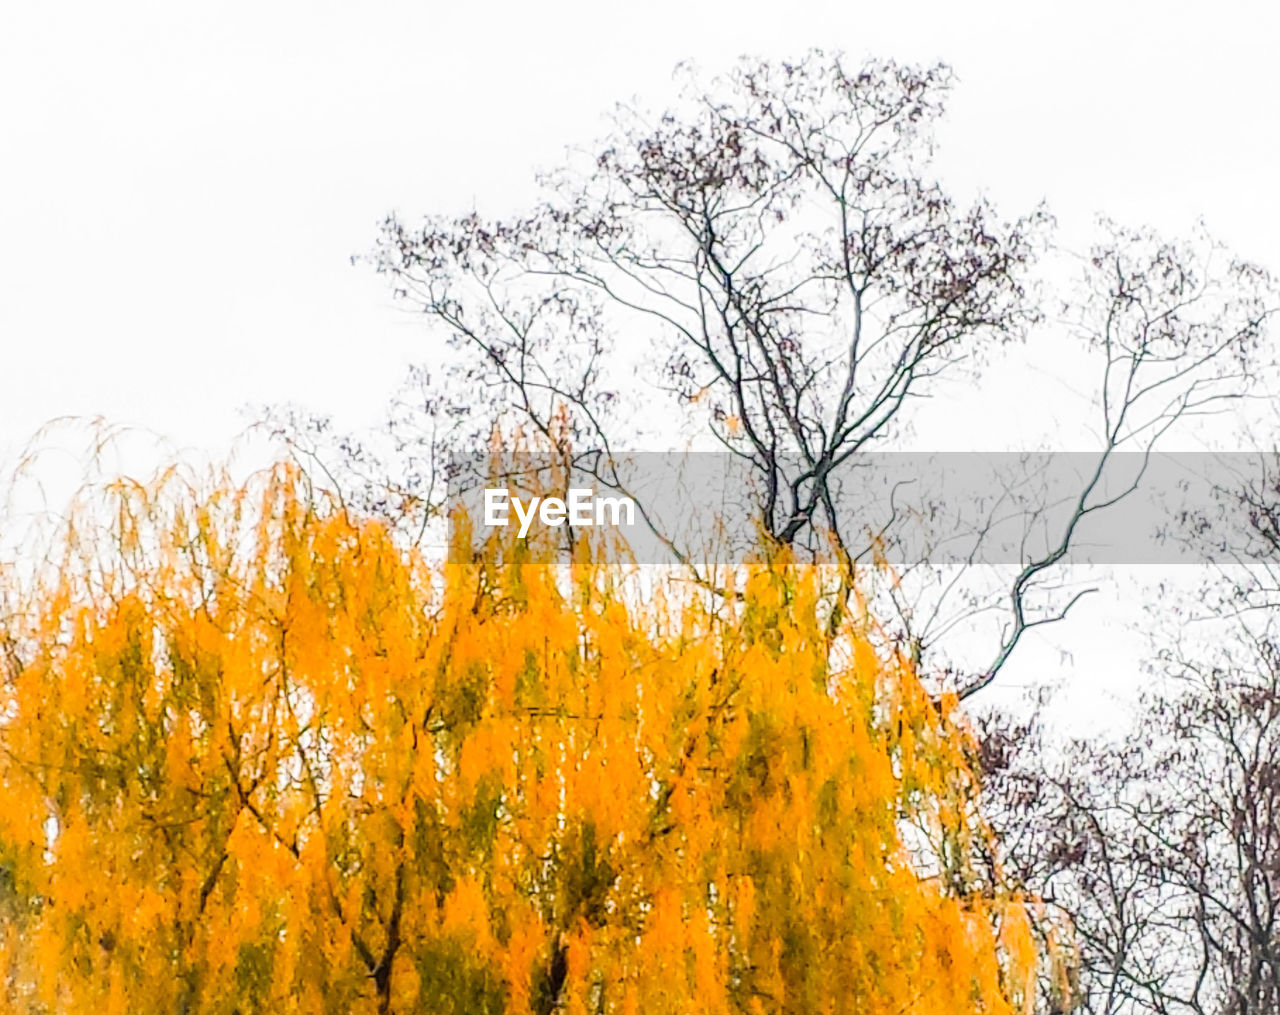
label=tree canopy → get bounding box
[0,460,1057,1013]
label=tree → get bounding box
[977,444,1280,1015]
[979,616,1280,1015]
[0,457,1057,1013]
[272,50,1276,701]
[969,442,1280,1015]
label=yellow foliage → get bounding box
[0,461,1051,1013]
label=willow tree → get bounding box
[0,461,1061,1013]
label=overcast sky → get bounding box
[3,0,1277,461]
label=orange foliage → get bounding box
[0,462,1046,1013]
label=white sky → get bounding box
[3,0,1277,456]
[2,0,1277,723]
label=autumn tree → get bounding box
[0,457,1057,1013]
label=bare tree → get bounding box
[268,50,1275,700]
[981,608,1280,1015]
[373,53,1043,548]
[958,220,1274,697]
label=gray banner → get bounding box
[445,452,1280,567]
